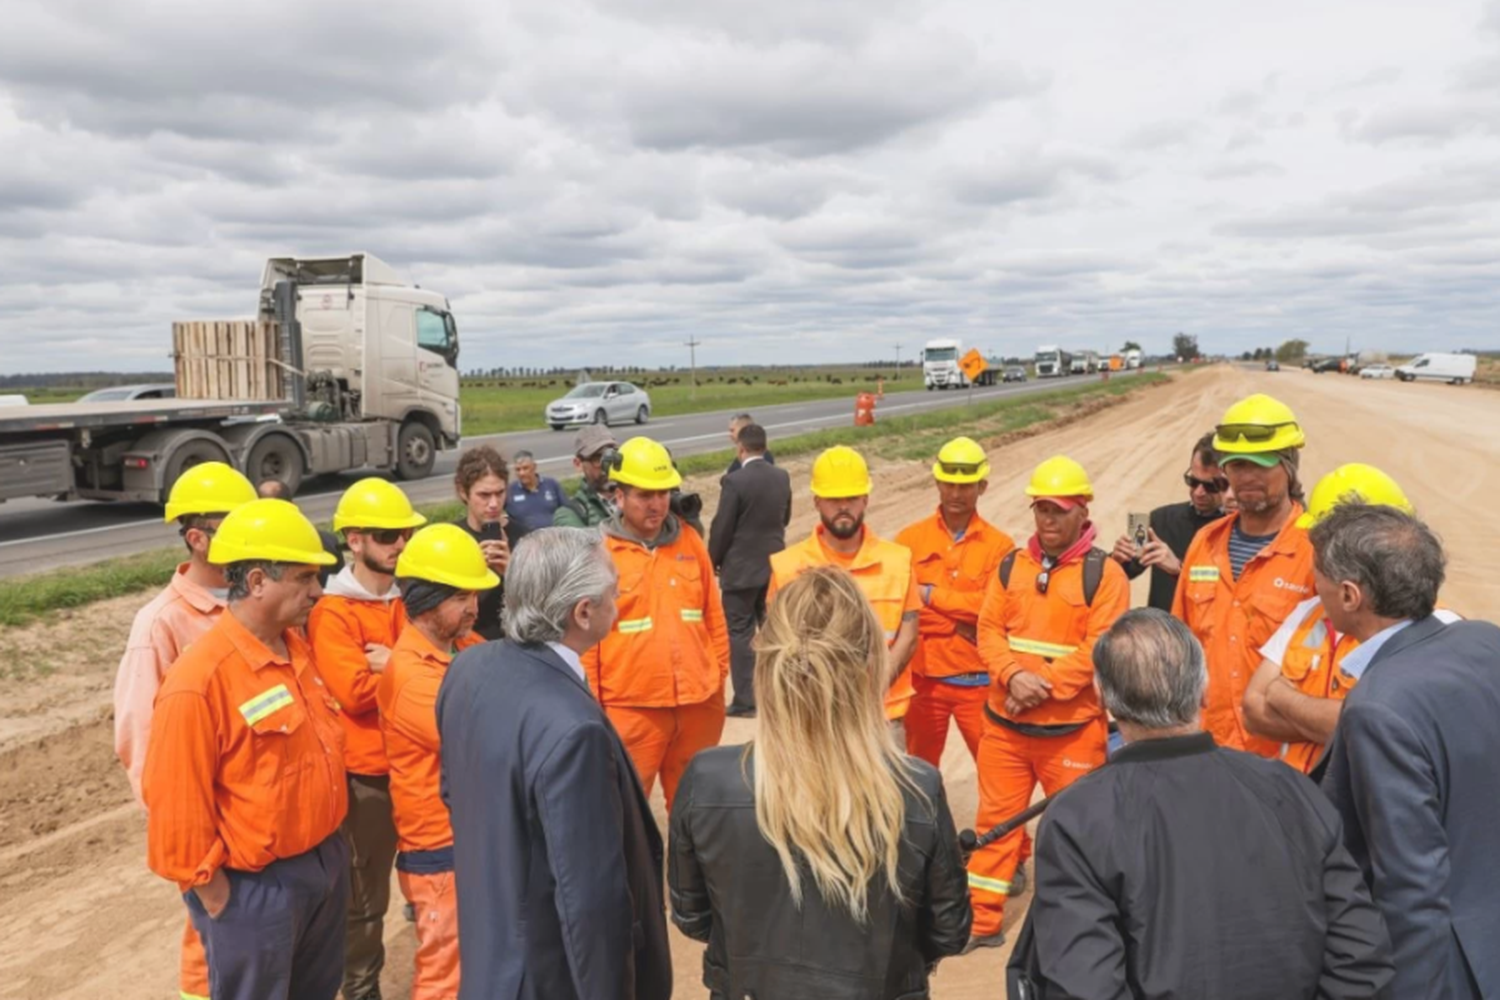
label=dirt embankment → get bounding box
[2,364,1495,999]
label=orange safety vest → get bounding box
[769,525,918,719]
[978,546,1129,727]
[1278,602,1359,774]
[895,509,1016,680]
[1172,507,1314,757]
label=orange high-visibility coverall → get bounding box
[968,545,1128,938]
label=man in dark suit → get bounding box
[708,423,792,717]
[1313,504,1499,1000]
[436,527,672,1000]
[725,413,775,475]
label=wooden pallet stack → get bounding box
[173,320,286,401]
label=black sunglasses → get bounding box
[1214,421,1295,444]
[1183,472,1230,494]
[365,528,414,545]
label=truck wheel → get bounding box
[635,405,649,425]
[395,422,436,481]
[163,440,231,504]
[593,409,608,425]
[245,434,303,497]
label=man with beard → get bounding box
[308,478,427,1000]
[378,524,499,999]
[1173,394,1314,759]
[553,426,618,528]
[582,436,730,811]
[767,445,921,729]
[965,455,1129,951]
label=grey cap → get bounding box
[573,425,618,458]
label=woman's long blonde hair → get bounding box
[750,566,923,923]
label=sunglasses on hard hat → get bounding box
[365,528,414,546]
[938,461,983,477]
[1214,421,1296,444]
[1035,569,1050,595]
[1183,471,1230,494]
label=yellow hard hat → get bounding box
[163,461,257,523]
[1296,463,1414,529]
[607,437,683,491]
[332,478,428,532]
[811,445,872,499]
[1025,455,1094,500]
[1213,393,1306,457]
[209,498,337,566]
[395,524,500,591]
[933,437,990,484]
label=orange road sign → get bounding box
[959,349,988,382]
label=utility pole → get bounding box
[894,343,902,381]
[685,336,701,398]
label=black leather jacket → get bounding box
[668,745,972,999]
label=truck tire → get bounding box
[395,421,436,481]
[163,439,232,503]
[245,434,303,496]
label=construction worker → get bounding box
[1172,394,1313,758]
[895,437,1015,766]
[767,446,921,727]
[582,436,729,810]
[142,498,346,1000]
[308,477,427,1000]
[553,425,618,528]
[114,460,257,1000]
[966,455,1129,950]
[378,524,498,1000]
[1243,464,1461,773]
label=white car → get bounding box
[1359,365,1394,380]
[546,381,652,429]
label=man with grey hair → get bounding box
[1008,608,1393,999]
[436,528,672,1000]
[1314,505,1500,999]
[725,412,775,475]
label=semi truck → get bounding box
[1035,345,1072,378]
[1124,348,1143,370]
[923,338,997,388]
[1069,350,1099,374]
[0,252,462,506]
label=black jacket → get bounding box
[708,457,793,591]
[1118,501,1223,611]
[1318,616,1500,999]
[437,640,672,1000]
[669,745,971,999]
[1011,732,1392,1000]
[451,517,528,641]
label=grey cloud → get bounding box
[1123,120,1203,150]
[1202,159,1285,180]
[1352,103,1500,145]
[950,150,1119,207]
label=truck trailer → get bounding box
[0,253,462,506]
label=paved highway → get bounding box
[0,374,1113,577]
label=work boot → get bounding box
[962,930,1006,955]
[1010,861,1029,896]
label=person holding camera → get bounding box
[451,445,530,641]
[583,436,730,811]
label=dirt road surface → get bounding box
[2,364,1494,999]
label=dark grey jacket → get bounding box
[1318,616,1500,1000]
[437,640,672,1000]
[669,746,971,999]
[708,458,792,591]
[1012,732,1393,1000]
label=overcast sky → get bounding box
[3,0,1498,373]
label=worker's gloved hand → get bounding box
[365,643,392,674]
[1136,529,1181,576]
[1109,534,1138,565]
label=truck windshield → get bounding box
[1035,351,1060,363]
[925,348,958,362]
[565,384,607,398]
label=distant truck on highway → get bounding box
[1035,345,1071,378]
[1124,348,1143,370]
[922,338,997,389]
[1069,350,1099,375]
[0,252,462,506]
[1395,352,1477,385]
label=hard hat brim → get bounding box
[333,511,429,532]
[209,542,339,566]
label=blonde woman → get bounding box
[669,566,971,998]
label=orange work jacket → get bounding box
[896,509,1016,680]
[143,611,347,890]
[378,626,483,853]
[1172,507,1314,757]
[768,525,920,719]
[114,564,226,801]
[1277,602,1360,774]
[307,574,408,776]
[978,545,1129,727]
[582,519,729,708]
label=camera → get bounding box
[671,490,703,521]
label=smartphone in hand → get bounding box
[1127,512,1150,554]
[480,520,502,542]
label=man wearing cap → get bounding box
[1243,464,1461,774]
[115,461,258,1000]
[308,478,427,1000]
[895,437,1015,766]
[142,499,347,1000]
[582,436,730,810]
[553,425,618,529]
[378,525,498,999]
[966,455,1128,951]
[1173,394,1314,758]
[768,445,921,727]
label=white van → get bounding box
[1395,352,1477,384]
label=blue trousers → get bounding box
[184,834,349,1000]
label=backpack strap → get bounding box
[998,549,1018,589]
[998,547,1106,606]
